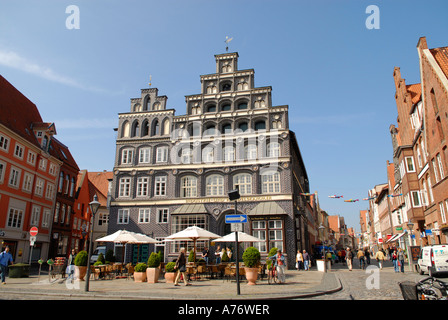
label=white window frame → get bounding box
[121,148,134,165]
[223,146,235,162]
[22,172,34,193]
[154,176,167,196]
[233,173,252,195]
[46,183,55,200]
[156,146,168,163]
[432,159,440,183]
[7,207,24,229]
[139,147,151,164]
[0,134,10,152]
[9,167,21,188]
[42,208,51,228]
[0,160,5,184]
[27,151,36,166]
[138,208,150,224]
[119,177,131,197]
[206,174,224,196]
[267,142,280,158]
[35,177,45,197]
[117,209,130,224]
[30,205,41,226]
[136,176,149,197]
[440,202,447,224]
[14,143,24,160]
[157,208,169,224]
[437,153,445,180]
[405,156,415,173]
[261,172,281,194]
[410,190,422,208]
[181,176,197,198]
[38,158,47,171]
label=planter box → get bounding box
[164,272,176,283]
[146,267,160,283]
[134,271,147,282]
[244,267,259,285]
[8,264,30,278]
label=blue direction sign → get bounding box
[225,214,247,223]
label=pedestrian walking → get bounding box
[269,249,286,284]
[296,250,304,270]
[302,250,311,270]
[346,247,353,271]
[357,248,366,269]
[398,248,406,273]
[66,249,77,282]
[340,249,346,265]
[392,249,399,272]
[364,247,371,265]
[0,246,14,284]
[375,249,385,270]
[174,247,191,286]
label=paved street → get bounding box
[1,258,442,301]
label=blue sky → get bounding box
[1,0,447,231]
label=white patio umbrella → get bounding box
[213,231,264,243]
[164,226,221,261]
[96,230,158,263]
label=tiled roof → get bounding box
[405,83,422,106]
[87,171,113,206]
[0,75,42,147]
[430,46,448,79]
[49,137,79,171]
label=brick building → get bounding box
[108,52,310,268]
[0,75,61,263]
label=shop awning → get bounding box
[248,201,286,216]
[386,232,406,243]
[171,204,208,215]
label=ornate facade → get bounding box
[109,52,310,267]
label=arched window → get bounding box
[134,104,142,112]
[221,83,232,92]
[254,120,266,131]
[267,142,280,158]
[204,125,216,136]
[254,99,266,108]
[142,120,150,136]
[58,172,64,193]
[122,121,130,138]
[152,120,160,136]
[131,121,140,138]
[206,85,217,94]
[234,173,252,195]
[145,97,151,111]
[237,102,248,110]
[221,103,231,112]
[162,119,170,135]
[261,172,281,194]
[223,146,235,162]
[206,174,224,196]
[245,144,257,160]
[206,104,216,113]
[153,102,162,111]
[181,176,197,198]
[222,123,232,134]
[238,122,248,132]
[237,82,249,90]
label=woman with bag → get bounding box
[392,248,399,272]
[174,247,191,286]
[296,250,304,271]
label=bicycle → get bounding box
[267,264,278,285]
[399,276,448,300]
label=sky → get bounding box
[0,0,447,232]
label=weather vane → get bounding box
[225,36,233,52]
[149,75,152,87]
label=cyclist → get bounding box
[268,249,286,284]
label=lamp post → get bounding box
[406,220,414,273]
[228,187,240,295]
[318,223,327,272]
[85,194,101,292]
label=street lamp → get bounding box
[406,220,415,272]
[228,187,240,295]
[85,194,101,292]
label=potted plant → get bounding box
[188,249,196,263]
[164,261,176,283]
[74,250,88,281]
[242,247,261,285]
[146,252,161,283]
[8,263,31,278]
[134,263,147,282]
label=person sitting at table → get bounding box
[202,247,210,264]
[215,246,222,264]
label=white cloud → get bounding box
[0,49,109,93]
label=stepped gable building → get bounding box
[109,52,310,267]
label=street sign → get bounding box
[231,223,243,232]
[30,226,38,237]
[30,236,36,246]
[225,214,247,223]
